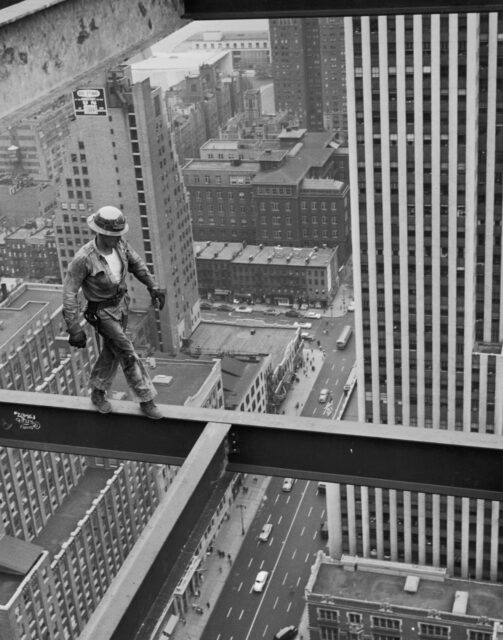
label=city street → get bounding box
[200,477,327,640]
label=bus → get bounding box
[336,325,353,349]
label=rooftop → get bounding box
[232,245,336,267]
[183,30,270,42]
[302,177,346,192]
[189,321,298,370]
[221,354,268,409]
[182,159,260,173]
[194,241,244,261]
[113,354,218,406]
[0,283,64,351]
[311,555,503,620]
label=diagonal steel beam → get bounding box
[1,389,503,499]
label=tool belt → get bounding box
[86,293,125,313]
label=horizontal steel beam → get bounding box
[1,390,502,500]
[180,0,503,19]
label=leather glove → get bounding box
[150,288,166,310]
[68,329,87,349]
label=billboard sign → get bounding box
[72,88,107,116]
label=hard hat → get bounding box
[87,206,129,236]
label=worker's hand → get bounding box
[150,288,166,310]
[68,329,87,349]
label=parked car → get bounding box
[282,477,294,492]
[263,308,280,316]
[293,321,312,329]
[347,300,355,312]
[285,309,300,318]
[320,520,329,539]
[301,331,314,341]
[258,523,273,542]
[235,306,253,313]
[273,625,298,640]
[319,388,330,403]
[216,303,234,312]
[253,570,270,592]
[200,301,213,310]
[305,311,321,319]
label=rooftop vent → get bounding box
[404,576,420,593]
[152,374,173,385]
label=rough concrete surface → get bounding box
[0,0,188,119]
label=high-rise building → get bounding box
[335,12,503,581]
[269,18,346,136]
[54,67,200,354]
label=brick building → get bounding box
[1,222,60,282]
[183,130,351,257]
[194,241,338,307]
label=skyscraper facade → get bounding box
[332,12,503,581]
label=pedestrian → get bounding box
[218,566,223,573]
[227,553,232,562]
[206,602,210,609]
[62,206,166,419]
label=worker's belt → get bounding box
[86,293,125,313]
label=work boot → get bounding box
[140,400,162,420]
[90,388,112,414]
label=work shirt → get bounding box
[63,238,158,334]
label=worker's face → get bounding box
[97,234,121,251]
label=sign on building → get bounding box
[72,88,107,116]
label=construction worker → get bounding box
[62,205,165,420]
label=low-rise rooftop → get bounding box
[0,283,64,351]
[195,241,244,261]
[311,555,503,620]
[232,245,336,267]
[189,321,298,371]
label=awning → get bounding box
[214,289,230,295]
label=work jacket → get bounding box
[63,238,157,335]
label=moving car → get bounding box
[317,482,326,494]
[216,303,234,312]
[319,388,330,403]
[285,309,300,318]
[253,570,270,592]
[347,300,355,312]
[258,523,273,542]
[264,308,280,316]
[320,520,329,539]
[200,301,213,310]
[300,331,314,341]
[273,625,299,640]
[282,477,294,492]
[235,306,253,313]
[305,311,321,319]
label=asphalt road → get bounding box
[197,308,356,640]
[201,477,327,640]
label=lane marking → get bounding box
[278,515,283,525]
[287,601,292,612]
[296,576,302,586]
[273,596,279,609]
[244,482,310,640]
[239,609,244,620]
[300,526,305,536]
[305,552,310,563]
[308,506,313,517]
[248,558,254,568]
[282,572,288,585]
[238,581,243,592]
[335,378,339,386]
[292,549,297,560]
[227,607,233,618]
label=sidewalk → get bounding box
[171,475,271,640]
[281,347,325,416]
